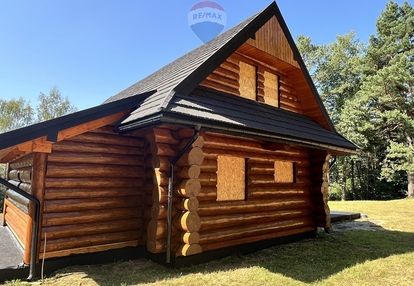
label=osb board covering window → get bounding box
[239,61,256,100]
[274,160,294,183]
[217,156,246,201]
[264,71,279,107]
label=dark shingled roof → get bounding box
[105,13,259,123]
[163,89,356,151]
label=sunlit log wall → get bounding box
[40,126,148,259]
[3,154,34,263]
[197,131,321,252]
[145,127,204,257]
[199,54,302,114]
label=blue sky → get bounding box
[0,0,410,110]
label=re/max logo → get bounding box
[193,11,224,21]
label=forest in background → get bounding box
[298,1,414,200]
[0,1,413,202]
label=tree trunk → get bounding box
[341,159,347,201]
[408,172,414,198]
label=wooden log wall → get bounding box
[40,126,147,259]
[145,127,204,257]
[7,154,33,194]
[197,132,317,252]
[309,150,331,230]
[3,154,34,263]
[199,54,302,113]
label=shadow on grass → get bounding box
[50,222,414,285]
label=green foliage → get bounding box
[0,98,34,132]
[37,87,77,122]
[299,0,414,199]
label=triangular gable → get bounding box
[192,5,334,130]
[112,2,334,132]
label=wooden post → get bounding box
[29,153,48,263]
[322,154,331,232]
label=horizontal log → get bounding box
[204,148,307,162]
[48,152,144,166]
[199,218,314,245]
[197,187,217,201]
[198,198,311,216]
[40,240,139,259]
[43,208,142,226]
[176,243,202,257]
[9,154,33,170]
[68,132,145,148]
[46,164,145,178]
[42,219,143,240]
[176,129,196,139]
[45,178,144,189]
[43,196,142,213]
[174,211,201,233]
[4,213,26,247]
[200,79,240,96]
[177,179,201,197]
[44,187,144,200]
[154,143,176,157]
[213,66,239,82]
[203,134,306,156]
[200,209,311,232]
[40,230,140,252]
[153,128,180,145]
[4,199,29,224]
[53,141,144,156]
[19,183,32,193]
[19,170,32,183]
[201,226,315,252]
[200,159,217,173]
[248,187,309,199]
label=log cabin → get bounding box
[0,2,357,279]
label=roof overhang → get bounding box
[118,111,358,156]
[0,91,155,162]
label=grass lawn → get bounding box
[4,199,414,286]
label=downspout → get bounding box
[0,177,40,281]
[166,126,201,264]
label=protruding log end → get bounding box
[177,179,201,197]
[176,243,202,257]
[175,211,201,233]
[182,232,200,244]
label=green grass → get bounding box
[5,199,414,286]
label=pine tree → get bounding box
[340,1,414,197]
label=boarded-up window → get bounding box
[217,156,246,201]
[274,160,294,183]
[239,61,257,100]
[264,71,279,107]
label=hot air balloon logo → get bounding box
[188,1,227,43]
